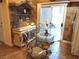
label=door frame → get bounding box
[37,1,69,40]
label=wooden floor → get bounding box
[49,41,79,59]
[0,43,26,59]
[0,41,79,59]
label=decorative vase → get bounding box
[45,20,48,36]
[45,29,48,36]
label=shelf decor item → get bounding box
[45,20,48,36]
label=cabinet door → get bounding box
[9,0,26,4]
[0,3,4,42]
[0,24,4,42]
[9,0,15,3]
[71,7,79,56]
[70,0,79,2]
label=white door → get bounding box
[40,6,52,33]
[38,3,67,42]
[51,5,65,41]
[51,6,65,29]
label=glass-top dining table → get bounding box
[37,32,54,43]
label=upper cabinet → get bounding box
[70,0,79,2]
[9,0,26,4]
[51,0,79,2]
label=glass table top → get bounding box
[37,32,54,43]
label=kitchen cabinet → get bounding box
[71,7,79,56]
[0,0,13,46]
[70,0,79,2]
[0,0,34,46]
[12,25,36,47]
[9,0,26,4]
[55,0,79,2]
[63,7,77,42]
[0,3,4,42]
[8,0,35,46]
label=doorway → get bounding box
[51,5,65,41]
[37,3,67,42]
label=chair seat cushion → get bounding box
[32,47,46,58]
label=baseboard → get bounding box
[71,50,79,56]
[60,40,71,44]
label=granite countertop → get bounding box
[12,24,36,34]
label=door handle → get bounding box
[61,23,63,27]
